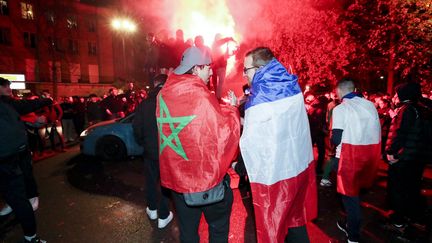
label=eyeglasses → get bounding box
[243,66,257,74]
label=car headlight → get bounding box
[80,128,93,137]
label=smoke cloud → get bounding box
[121,0,351,91]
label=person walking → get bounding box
[331,78,381,243]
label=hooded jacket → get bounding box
[386,83,432,162]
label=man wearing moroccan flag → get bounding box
[156,46,240,243]
[240,47,317,243]
[332,78,381,243]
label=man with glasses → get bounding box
[156,47,240,242]
[240,47,317,243]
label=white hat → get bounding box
[174,47,212,75]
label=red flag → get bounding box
[156,74,240,193]
[337,143,381,196]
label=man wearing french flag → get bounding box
[240,47,317,243]
[332,78,381,243]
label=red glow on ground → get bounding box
[197,188,332,242]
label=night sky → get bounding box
[80,0,115,6]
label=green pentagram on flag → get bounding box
[157,95,196,161]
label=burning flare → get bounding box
[170,0,240,73]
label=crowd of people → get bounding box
[1,41,431,243]
[142,29,237,99]
[6,84,146,161]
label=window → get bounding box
[88,42,97,56]
[47,36,54,50]
[25,59,36,81]
[21,2,34,20]
[48,61,61,82]
[67,16,78,29]
[23,32,36,48]
[0,28,11,45]
[0,0,9,15]
[68,39,79,54]
[54,38,62,51]
[88,20,96,32]
[48,37,62,51]
[45,11,55,24]
[69,63,81,83]
[88,64,99,83]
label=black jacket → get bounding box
[0,96,52,158]
[308,96,328,137]
[385,101,432,162]
[132,86,162,160]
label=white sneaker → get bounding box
[146,207,157,220]
[0,204,12,216]
[158,211,173,229]
[29,197,39,211]
[320,179,332,187]
[0,197,39,216]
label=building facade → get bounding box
[0,0,117,97]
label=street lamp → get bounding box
[111,17,136,78]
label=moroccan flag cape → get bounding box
[156,74,240,193]
[240,59,317,243]
[332,96,381,196]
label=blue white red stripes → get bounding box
[240,58,317,242]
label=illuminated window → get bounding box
[21,2,34,20]
[23,32,36,48]
[0,27,11,45]
[0,0,9,15]
[88,42,97,56]
[45,11,55,24]
[68,39,79,54]
[67,16,78,29]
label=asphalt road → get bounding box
[1,146,431,242]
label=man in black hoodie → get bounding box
[132,74,173,229]
[386,82,432,229]
[0,77,51,243]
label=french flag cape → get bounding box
[156,74,240,193]
[332,95,381,196]
[240,59,317,243]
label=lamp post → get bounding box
[111,18,136,79]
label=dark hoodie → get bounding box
[132,84,164,160]
[385,83,432,162]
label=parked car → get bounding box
[80,113,143,160]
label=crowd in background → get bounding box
[2,39,432,242]
[16,82,147,160]
[305,88,432,173]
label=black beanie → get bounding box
[395,82,421,102]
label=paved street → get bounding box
[1,145,431,243]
